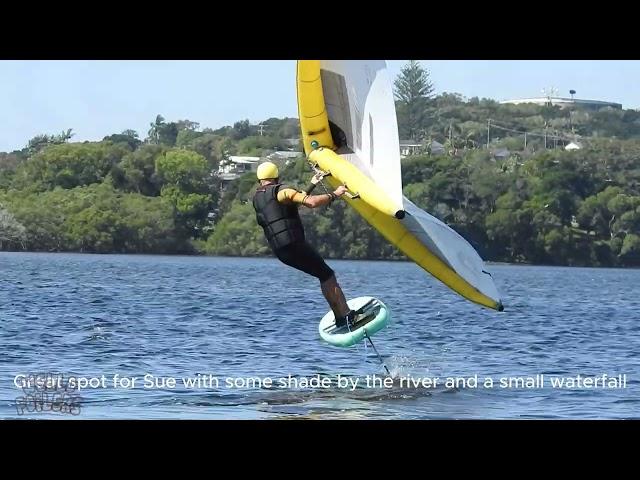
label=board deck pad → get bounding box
[318,296,390,348]
[323,299,381,334]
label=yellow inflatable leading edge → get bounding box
[296,61,405,219]
[296,60,502,311]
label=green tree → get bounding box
[0,206,26,250]
[147,115,165,144]
[122,129,139,138]
[155,149,210,192]
[176,129,204,150]
[619,234,640,265]
[156,149,214,235]
[576,187,623,237]
[189,134,224,169]
[14,142,129,191]
[176,120,200,131]
[204,200,269,256]
[394,60,435,140]
[103,130,142,150]
[231,120,252,140]
[158,122,179,147]
[25,129,75,156]
[111,144,164,196]
[0,152,22,189]
[147,115,179,146]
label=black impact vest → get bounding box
[252,183,305,250]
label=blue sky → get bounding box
[1,60,638,152]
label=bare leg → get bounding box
[320,275,351,319]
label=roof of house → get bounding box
[267,151,302,159]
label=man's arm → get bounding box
[277,185,348,208]
[301,171,329,196]
[302,188,347,208]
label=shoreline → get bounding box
[2,250,639,270]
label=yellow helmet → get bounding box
[257,161,279,180]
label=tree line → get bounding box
[1,61,639,266]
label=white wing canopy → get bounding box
[319,60,404,209]
[401,197,502,303]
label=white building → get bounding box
[266,151,303,163]
[216,152,304,181]
[400,140,422,158]
[565,142,583,151]
[217,156,261,181]
[500,97,622,110]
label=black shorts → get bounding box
[274,242,335,283]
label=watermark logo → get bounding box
[14,373,83,416]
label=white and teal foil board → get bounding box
[318,296,390,347]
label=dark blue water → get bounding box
[1,252,638,419]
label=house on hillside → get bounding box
[430,141,445,155]
[400,140,422,158]
[283,138,302,150]
[217,156,261,181]
[266,151,303,164]
[491,148,511,161]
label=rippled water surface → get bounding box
[1,252,638,419]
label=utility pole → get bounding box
[524,131,527,149]
[487,119,491,149]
